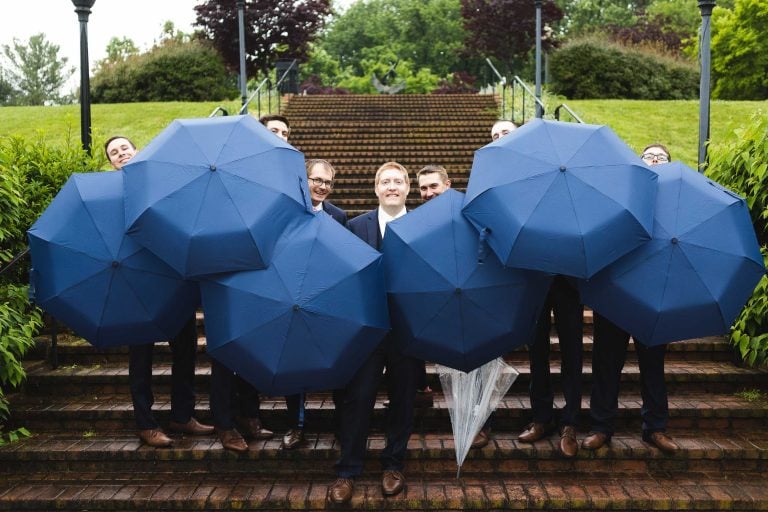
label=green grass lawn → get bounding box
[1,98,765,168]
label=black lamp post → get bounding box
[534,0,543,118]
[698,0,716,171]
[72,0,95,154]
[237,0,248,113]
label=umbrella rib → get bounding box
[676,243,735,328]
[677,203,757,259]
[76,183,120,260]
[94,268,118,341]
[117,267,179,339]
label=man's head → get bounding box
[375,161,410,211]
[104,136,137,170]
[259,114,290,142]
[491,120,518,141]
[306,159,336,207]
[641,144,671,166]
[416,164,451,201]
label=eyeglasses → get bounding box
[642,152,669,163]
[308,177,334,189]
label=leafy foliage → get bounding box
[548,36,698,99]
[706,111,768,366]
[1,33,74,106]
[555,0,652,35]
[711,0,768,100]
[91,40,238,103]
[432,71,479,94]
[334,49,442,94]
[194,0,331,77]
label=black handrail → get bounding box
[208,106,229,117]
[238,77,271,116]
[0,248,29,277]
[511,75,547,125]
[554,103,585,124]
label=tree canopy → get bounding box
[1,33,73,106]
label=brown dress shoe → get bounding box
[559,425,578,458]
[138,428,173,448]
[168,417,214,436]
[282,428,305,450]
[217,428,248,452]
[327,477,354,504]
[644,431,679,454]
[381,469,406,497]
[518,422,554,443]
[471,429,490,449]
[582,431,609,450]
[236,417,274,440]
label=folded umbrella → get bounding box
[123,115,312,278]
[382,189,551,372]
[463,119,658,278]
[200,212,390,395]
[578,161,765,346]
[28,171,199,347]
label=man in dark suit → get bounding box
[105,136,214,447]
[281,159,348,451]
[327,161,420,505]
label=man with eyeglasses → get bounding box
[583,142,679,455]
[328,162,420,505]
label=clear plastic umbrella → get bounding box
[437,357,518,477]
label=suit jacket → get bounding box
[321,200,347,226]
[347,209,380,250]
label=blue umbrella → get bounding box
[381,189,552,372]
[463,119,658,278]
[28,171,199,347]
[200,212,390,395]
[578,162,765,346]
[123,115,312,278]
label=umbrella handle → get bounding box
[477,228,491,264]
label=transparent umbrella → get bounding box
[437,357,518,477]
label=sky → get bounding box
[0,0,355,93]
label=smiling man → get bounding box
[416,164,452,201]
[105,136,137,170]
[306,159,347,225]
[259,114,290,142]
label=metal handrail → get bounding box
[554,104,585,124]
[0,248,29,277]
[511,75,547,125]
[238,77,271,116]
[208,106,229,117]
[484,58,507,118]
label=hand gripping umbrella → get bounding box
[200,212,390,396]
[463,119,658,278]
[381,189,551,372]
[123,115,313,278]
[578,162,765,346]
[28,171,199,347]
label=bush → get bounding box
[92,40,238,103]
[706,111,768,366]
[548,36,699,99]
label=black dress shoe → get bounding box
[327,478,354,504]
[282,428,304,450]
[382,470,405,496]
[582,431,610,450]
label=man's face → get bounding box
[266,120,290,142]
[491,122,516,141]
[307,162,334,207]
[418,172,450,201]
[641,146,670,166]
[376,168,409,209]
[106,138,136,170]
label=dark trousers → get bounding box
[589,313,669,436]
[129,317,197,430]
[285,393,306,429]
[334,338,420,478]
[210,359,262,430]
[528,276,583,427]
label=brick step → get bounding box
[9,391,768,433]
[288,120,497,130]
[17,358,767,399]
[292,138,488,147]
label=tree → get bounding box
[194,0,331,77]
[461,0,563,74]
[0,67,15,105]
[554,0,652,36]
[1,33,73,105]
[711,0,768,100]
[95,37,139,72]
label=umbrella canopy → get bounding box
[28,171,199,347]
[463,119,658,278]
[123,115,312,278]
[578,162,765,346]
[381,189,552,372]
[200,212,390,396]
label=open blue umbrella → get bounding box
[463,119,658,278]
[578,162,765,346]
[28,171,199,347]
[381,189,552,372]
[123,115,312,278]
[200,212,389,395]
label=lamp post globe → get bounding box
[71,0,96,154]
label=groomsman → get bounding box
[327,162,420,505]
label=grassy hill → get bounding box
[0,98,764,168]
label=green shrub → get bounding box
[92,40,238,103]
[548,36,699,99]
[706,111,768,366]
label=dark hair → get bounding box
[104,136,136,159]
[259,114,290,129]
[642,143,671,161]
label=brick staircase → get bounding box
[283,94,498,217]
[2,94,768,510]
